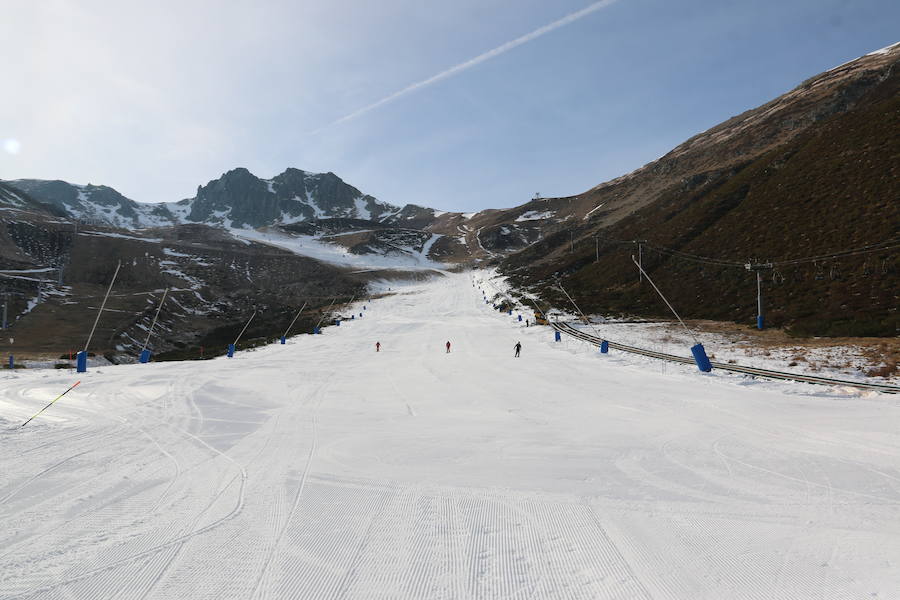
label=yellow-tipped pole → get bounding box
[21,381,82,427]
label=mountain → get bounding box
[3,41,897,351]
[0,181,65,217]
[178,167,403,227]
[3,169,556,260]
[5,168,438,230]
[500,42,900,336]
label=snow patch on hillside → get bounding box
[516,210,555,222]
[354,196,371,220]
[231,228,446,270]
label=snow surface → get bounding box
[353,195,371,220]
[1,273,899,598]
[515,209,556,222]
[584,202,605,219]
[231,228,445,271]
[77,231,163,243]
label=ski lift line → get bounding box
[233,311,257,347]
[595,235,899,269]
[20,381,82,427]
[84,261,121,353]
[770,240,900,266]
[553,321,900,394]
[631,255,701,346]
[282,301,308,338]
[141,288,169,353]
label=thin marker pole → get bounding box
[638,243,643,283]
[234,310,257,346]
[282,301,308,339]
[314,298,336,330]
[756,270,764,329]
[21,381,81,427]
[631,255,699,345]
[84,261,121,353]
[141,288,169,353]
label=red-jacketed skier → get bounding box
[376,341,381,352]
[446,341,451,353]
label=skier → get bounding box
[526,319,530,327]
[376,341,381,352]
[514,341,521,358]
[446,341,451,353]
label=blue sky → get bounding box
[2,0,898,212]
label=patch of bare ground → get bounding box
[683,320,899,378]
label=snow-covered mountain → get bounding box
[4,168,445,230]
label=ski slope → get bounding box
[2,272,899,599]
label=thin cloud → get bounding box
[314,0,620,133]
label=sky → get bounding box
[2,0,898,212]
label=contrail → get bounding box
[315,0,620,132]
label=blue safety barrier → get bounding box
[227,343,235,358]
[280,335,286,344]
[690,343,712,372]
[757,315,764,330]
[508,310,512,315]
[554,331,561,342]
[8,355,13,369]
[314,327,321,334]
[335,319,341,326]
[600,340,609,354]
[139,349,151,363]
[76,351,87,373]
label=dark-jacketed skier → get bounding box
[514,341,521,358]
[376,341,381,352]
[446,341,451,353]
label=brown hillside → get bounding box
[502,44,899,337]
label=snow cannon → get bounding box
[76,351,87,373]
[554,331,561,342]
[139,349,151,363]
[690,343,713,372]
[280,336,286,345]
[227,343,235,358]
[600,340,609,354]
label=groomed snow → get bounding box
[1,272,898,599]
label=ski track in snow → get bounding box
[1,272,900,599]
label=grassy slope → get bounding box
[504,66,899,336]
